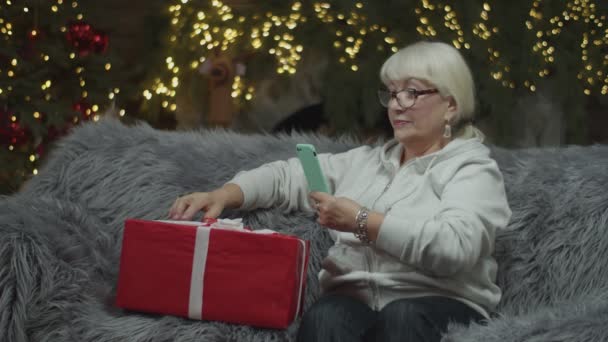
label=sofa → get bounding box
[2,118,608,342]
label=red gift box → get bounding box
[115,218,310,329]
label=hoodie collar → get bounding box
[380,137,484,174]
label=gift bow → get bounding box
[202,217,245,230]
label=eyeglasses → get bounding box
[377,88,439,109]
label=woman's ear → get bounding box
[445,96,458,122]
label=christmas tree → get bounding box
[141,0,607,143]
[0,0,132,193]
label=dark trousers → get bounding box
[296,294,484,342]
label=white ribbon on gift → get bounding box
[188,225,210,319]
[208,218,244,230]
[159,218,244,230]
[182,220,306,322]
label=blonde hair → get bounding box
[380,41,483,140]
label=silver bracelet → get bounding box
[354,207,372,244]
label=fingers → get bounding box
[314,196,360,232]
[203,204,223,219]
[170,193,205,220]
[169,195,182,218]
[310,192,334,213]
[169,192,225,221]
[181,201,203,221]
[170,195,190,219]
[314,200,332,226]
[309,191,332,203]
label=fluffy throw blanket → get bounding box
[2,118,608,342]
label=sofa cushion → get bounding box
[491,145,608,315]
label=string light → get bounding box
[415,0,438,37]
[321,2,396,71]
[144,0,400,111]
[527,0,555,93]
[144,0,246,107]
[231,76,243,98]
[244,86,254,101]
[527,0,608,94]
[143,0,608,116]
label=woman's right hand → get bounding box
[169,191,227,221]
[168,183,245,221]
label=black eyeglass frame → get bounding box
[377,88,439,109]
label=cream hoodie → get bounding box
[229,137,511,318]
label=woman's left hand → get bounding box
[309,192,361,233]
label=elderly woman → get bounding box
[169,40,511,342]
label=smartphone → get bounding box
[296,144,329,193]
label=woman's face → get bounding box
[385,78,456,148]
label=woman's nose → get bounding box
[388,97,405,110]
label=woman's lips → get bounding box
[393,119,412,127]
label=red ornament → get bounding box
[9,122,30,146]
[0,110,30,147]
[66,21,94,56]
[92,31,109,54]
[66,21,93,45]
[66,21,109,56]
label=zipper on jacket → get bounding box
[371,178,393,210]
[375,166,421,214]
[383,180,392,192]
[368,171,400,311]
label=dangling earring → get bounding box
[443,122,452,139]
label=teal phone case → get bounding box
[296,144,329,193]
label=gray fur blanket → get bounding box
[2,118,608,342]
